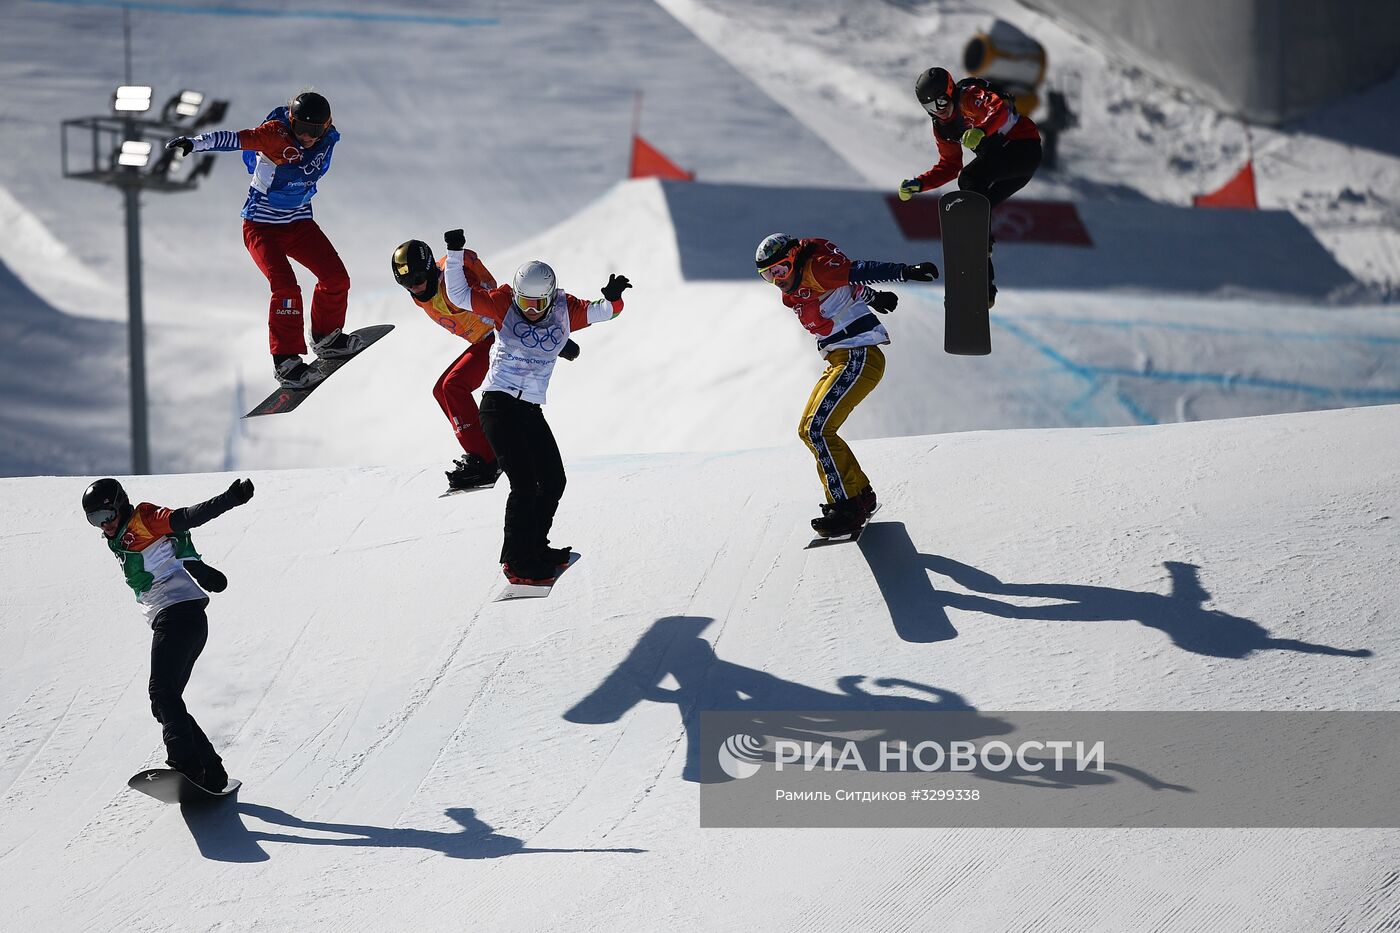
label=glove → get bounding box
[165,137,194,157]
[227,478,254,505]
[903,261,940,282]
[443,229,466,251]
[184,559,228,594]
[868,290,898,314]
[600,273,631,302]
[897,179,922,202]
[961,128,986,150]
[560,339,581,361]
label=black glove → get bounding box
[559,339,581,361]
[185,559,228,593]
[600,274,631,302]
[227,478,254,505]
[903,261,939,282]
[165,137,194,157]
[869,290,898,314]
[444,229,466,251]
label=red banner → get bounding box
[887,196,1094,246]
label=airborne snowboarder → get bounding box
[753,233,938,539]
[898,67,1044,307]
[391,238,579,494]
[83,477,255,793]
[441,228,631,586]
[166,90,362,388]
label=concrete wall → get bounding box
[1018,0,1400,124]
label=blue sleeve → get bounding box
[849,260,906,284]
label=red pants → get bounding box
[242,219,350,356]
[433,336,495,460]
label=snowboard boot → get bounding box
[446,454,501,490]
[200,761,230,794]
[987,256,997,309]
[503,559,556,586]
[543,545,572,567]
[274,354,324,389]
[311,327,365,360]
[811,498,868,538]
[856,485,878,517]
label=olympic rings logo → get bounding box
[511,319,563,350]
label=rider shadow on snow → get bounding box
[858,522,1372,659]
[564,615,1187,794]
[180,803,644,864]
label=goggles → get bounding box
[515,293,552,315]
[86,507,117,527]
[397,267,433,289]
[759,260,792,284]
[291,116,331,141]
[922,97,951,116]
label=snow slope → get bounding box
[2,0,1399,475]
[3,405,1398,930]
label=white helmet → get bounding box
[512,260,557,316]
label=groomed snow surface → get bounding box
[5,405,1400,930]
[2,0,1399,928]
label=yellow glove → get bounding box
[961,128,986,149]
[897,179,922,202]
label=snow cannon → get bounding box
[963,20,1047,115]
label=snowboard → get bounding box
[127,767,241,804]
[243,324,395,418]
[939,191,992,356]
[495,552,580,601]
[806,503,882,548]
[439,482,498,499]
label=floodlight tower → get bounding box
[61,75,228,473]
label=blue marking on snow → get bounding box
[993,313,1400,425]
[35,0,498,27]
[993,316,1159,425]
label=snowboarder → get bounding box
[166,90,360,388]
[441,228,630,584]
[83,476,255,793]
[391,239,580,493]
[754,233,938,538]
[897,67,1043,306]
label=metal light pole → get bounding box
[120,127,150,474]
[59,10,226,474]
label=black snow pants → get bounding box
[479,390,566,576]
[149,598,223,778]
[958,136,1043,209]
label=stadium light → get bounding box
[113,85,152,112]
[161,89,204,122]
[116,140,152,167]
[62,84,228,475]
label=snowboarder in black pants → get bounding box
[899,67,1043,306]
[441,229,631,584]
[83,476,254,792]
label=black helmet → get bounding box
[82,477,128,527]
[392,240,437,288]
[289,91,332,139]
[915,67,955,111]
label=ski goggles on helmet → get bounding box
[759,259,793,284]
[395,265,434,289]
[922,96,951,116]
[515,293,552,315]
[291,115,331,140]
[86,507,118,527]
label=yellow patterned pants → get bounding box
[798,345,886,503]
